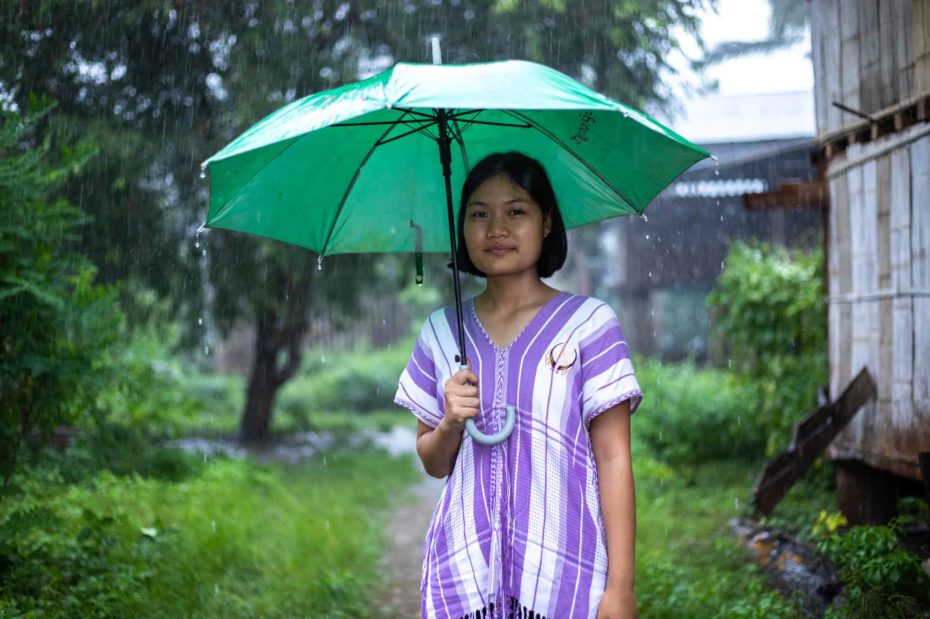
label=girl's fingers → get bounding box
[452,367,478,386]
[447,382,479,398]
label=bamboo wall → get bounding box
[825,127,930,479]
[812,0,930,479]
[811,0,930,133]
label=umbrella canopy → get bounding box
[203,60,709,256]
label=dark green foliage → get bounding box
[0,103,119,480]
[817,523,930,619]
[708,242,827,454]
[633,356,766,468]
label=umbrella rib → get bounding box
[376,120,439,146]
[334,118,434,127]
[451,117,471,172]
[391,107,438,120]
[502,110,639,212]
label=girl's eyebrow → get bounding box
[467,196,528,207]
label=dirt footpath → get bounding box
[375,468,444,618]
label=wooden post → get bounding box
[752,368,877,517]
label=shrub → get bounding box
[633,356,765,467]
[276,343,412,425]
[0,102,120,480]
[708,242,827,454]
[817,522,930,619]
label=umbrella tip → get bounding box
[430,35,442,65]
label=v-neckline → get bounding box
[470,291,566,352]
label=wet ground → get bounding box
[375,469,444,618]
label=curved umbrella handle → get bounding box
[465,405,516,445]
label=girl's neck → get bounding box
[478,273,558,312]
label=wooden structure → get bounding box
[753,368,877,517]
[810,0,930,520]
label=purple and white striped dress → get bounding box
[394,291,642,619]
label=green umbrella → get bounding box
[203,59,709,443]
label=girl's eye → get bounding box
[470,210,488,218]
[509,208,526,216]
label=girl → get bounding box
[395,152,641,619]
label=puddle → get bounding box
[165,425,417,463]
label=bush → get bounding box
[0,102,120,480]
[817,522,930,619]
[708,242,827,454]
[276,343,412,425]
[633,356,765,468]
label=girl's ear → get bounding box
[544,213,552,238]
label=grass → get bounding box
[632,437,810,618]
[1,448,420,618]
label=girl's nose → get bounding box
[486,214,509,237]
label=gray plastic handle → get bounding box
[465,405,516,445]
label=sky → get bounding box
[664,0,817,142]
[687,0,814,96]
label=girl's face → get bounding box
[463,174,551,278]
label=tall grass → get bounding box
[0,449,419,618]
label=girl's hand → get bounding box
[440,366,480,433]
[596,584,638,619]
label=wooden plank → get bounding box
[753,368,877,517]
[894,0,914,100]
[823,0,845,132]
[849,163,870,375]
[877,155,892,290]
[877,154,893,427]
[858,0,881,113]
[916,0,930,95]
[912,135,930,419]
[890,146,914,435]
[811,0,828,132]
[913,0,930,94]
[841,0,862,114]
[828,172,842,400]
[879,0,898,109]
[861,160,882,450]
[830,168,852,397]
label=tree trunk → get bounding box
[238,310,306,445]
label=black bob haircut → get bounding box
[453,152,568,278]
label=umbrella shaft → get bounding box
[437,110,468,366]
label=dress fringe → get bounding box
[456,597,549,619]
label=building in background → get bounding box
[559,90,823,361]
[809,0,930,524]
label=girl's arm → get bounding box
[415,366,480,478]
[590,399,638,619]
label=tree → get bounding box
[2,0,711,443]
[0,102,117,480]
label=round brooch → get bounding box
[547,342,578,374]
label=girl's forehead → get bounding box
[468,174,533,203]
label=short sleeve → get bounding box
[579,303,643,428]
[394,318,445,428]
